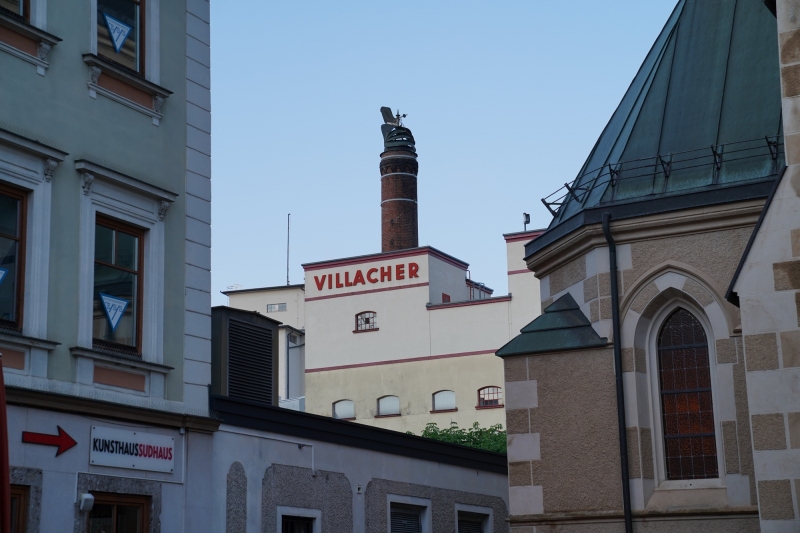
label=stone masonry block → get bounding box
[789,412,800,449]
[590,300,599,323]
[627,427,641,479]
[716,338,738,364]
[752,414,787,451]
[722,421,739,474]
[641,428,654,479]
[598,271,621,298]
[621,348,646,373]
[758,480,795,520]
[780,29,800,65]
[186,12,210,45]
[505,357,527,382]
[783,63,800,98]
[509,461,532,486]
[548,257,586,296]
[785,132,800,166]
[584,274,598,303]
[187,58,210,89]
[187,103,211,134]
[186,35,210,67]
[631,282,659,314]
[506,409,530,434]
[774,260,800,290]
[781,330,800,367]
[744,333,779,371]
[622,348,635,373]
[797,292,800,327]
[599,297,612,320]
[682,278,714,306]
[541,297,553,310]
[792,229,800,257]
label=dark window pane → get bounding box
[0,193,18,237]
[95,225,115,265]
[93,263,137,347]
[88,504,114,533]
[0,0,22,17]
[658,308,718,480]
[0,236,19,323]
[116,231,138,270]
[98,0,140,72]
[116,504,142,533]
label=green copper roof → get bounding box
[496,294,607,358]
[530,0,783,258]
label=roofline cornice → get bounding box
[526,198,765,278]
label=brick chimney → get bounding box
[379,109,418,252]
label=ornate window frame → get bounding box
[646,299,725,491]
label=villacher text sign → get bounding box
[313,262,420,291]
[90,426,175,473]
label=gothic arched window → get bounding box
[657,308,718,480]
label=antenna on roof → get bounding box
[523,212,530,231]
[286,214,291,286]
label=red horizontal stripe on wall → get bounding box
[306,349,497,373]
[507,269,532,275]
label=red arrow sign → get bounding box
[22,426,77,456]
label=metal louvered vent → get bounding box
[458,519,483,533]
[390,510,421,533]
[228,318,273,404]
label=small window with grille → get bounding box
[390,504,422,533]
[267,303,287,313]
[354,311,378,332]
[477,386,503,408]
[457,511,487,533]
[282,516,314,533]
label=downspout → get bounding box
[602,212,633,533]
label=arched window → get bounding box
[432,390,456,412]
[355,311,377,332]
[377,395,400,416]
[477,386,503,408]
[657,308,718,480]
[332,399,355,420]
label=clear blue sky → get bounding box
[210,1,678,306]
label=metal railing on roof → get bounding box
[541,136,783,217]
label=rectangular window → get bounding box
[10,485,28,533]
[390,504,422,533]
[97,0,143,73]
[282,516,314,533]
[93,216,144,353]
[267,303,287,313]
[441,293,450,303]
[88,492,150,533]
[457,512,486,533]
[0,183,26,331]
[0,0,28,20]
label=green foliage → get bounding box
[408,421,506,453]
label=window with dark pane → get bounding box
[457,511,486,533]
[282,516,314,533]
[0,184,26,330]
[390,504,422,533]
[0,0,28,20]
[355,311,377,331]
[657,308,718,480]
[10,485,28,533]
[478,386,503,407]
[97,0,143,73]
[93,217,143,352]
[88,492,149,533]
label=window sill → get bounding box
[0,11,60,76]
[0,330,59,351]
[70,346,173,375]
[82,54,172,125]
[430,408,458,414]
[352,328,379,334]
[375,413,401,418]
[475,404,504,410]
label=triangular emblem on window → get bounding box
[0,267,6,286]
[102,12,133,54]
[100,293,129,332]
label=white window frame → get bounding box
[387,494,431,533]
[432,390,456,412]
[332,399,355,420]
[277,506,321,533]
[89,0,160,83]
[378,395,401,416]
[454,503,492,533]
[75,160,175,365]
[646,299,725,491]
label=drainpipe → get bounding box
[602,212,633,533]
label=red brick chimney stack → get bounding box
[379,108,418,252]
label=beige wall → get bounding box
[305,353,506,434]
[227,286,305,329]
[506,234,542,333]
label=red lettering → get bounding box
[314,275,326,291]
[367,268,379,283]
[396,264,405,280]
[328,274,332,289]
[157,448,163,459]
[353,270,365,286]
[344,271,353,287]
[380,266,392,282]
[335,273,344,288]
[409,262,419,278]
[168,448,173,460]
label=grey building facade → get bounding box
[0,0,215,530]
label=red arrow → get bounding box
[22,426,77,456]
